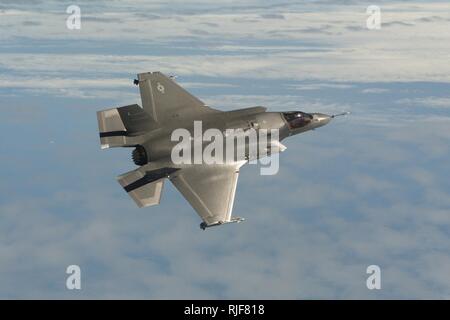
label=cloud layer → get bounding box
[0,0,449,299]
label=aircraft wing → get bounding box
[137,71,219,124]
[170,163,245,228]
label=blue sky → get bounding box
[0,0,449,298]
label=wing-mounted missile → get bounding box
[200,217,245,230]
[267,140,287,154]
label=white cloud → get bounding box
[396,97,450,108]
[1,1,450,83]
[289,83,355,91]
[361,88,390,94]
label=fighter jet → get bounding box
[97,72,347,230]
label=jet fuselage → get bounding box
[140,108,331,163]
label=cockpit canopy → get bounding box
[282,111,313,129]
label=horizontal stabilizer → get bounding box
[117,166,179,208]
[97,104,155,149]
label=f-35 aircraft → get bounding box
[97,72,346,230]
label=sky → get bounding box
[0,0,449,299]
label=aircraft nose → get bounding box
[312,113,331,127]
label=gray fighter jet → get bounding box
[97,72,346,230]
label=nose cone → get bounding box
[312,113,331,128]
